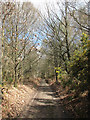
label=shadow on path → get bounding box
[20,79,73,118]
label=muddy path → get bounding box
[19,79,72,119]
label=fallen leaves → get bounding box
[48,79,88,118]
[2,84,36,118]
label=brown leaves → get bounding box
[2,84,36,118]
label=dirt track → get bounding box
[19,79,72,118]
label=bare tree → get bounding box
[1,2,40,86]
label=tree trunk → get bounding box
[14,24,18,87]
[54,57,58,84]
[55,69,58,84]
[88,1,90,118]
[65,1,70,61]
[14,65,17,87]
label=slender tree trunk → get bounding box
[55,69,58,83]
[11,21,14,60]
[88,1,90,118]
[65,1,70,61]
[14,24,18,87]
[2,25,4,87]
[62,54,69,74]
[14,65,17,87]
[54,55,58,84]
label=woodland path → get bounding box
[19,79,72,119]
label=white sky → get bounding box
[15,0,57,10]
[2,0,90,10]
[9,0,88,15]
[16,0,89,6]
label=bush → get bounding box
[68,33,88,91]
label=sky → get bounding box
[2,0,89,50]
[6,0,87,16]
[2,0,90,11]
[15,0,89,6]
[15,0,57,12]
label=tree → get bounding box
[40,0,79,83]
[1,2,40,87]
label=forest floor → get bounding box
[48,79,88,118]
[2,78,88,119]
[2,78,73,119]
[19,79,72,118]
[2,78,41,118]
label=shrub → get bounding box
[68,33,88,91]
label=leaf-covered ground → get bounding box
[48,79,88,118]
[2,78,41,118]
[2,78,89,118]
